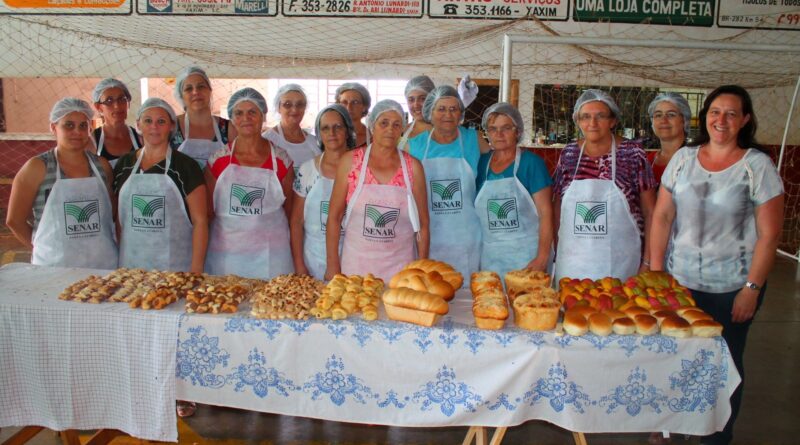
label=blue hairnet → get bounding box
[404,75,435,98]
[92,78,132,103]
[315,104,356,150]
[422,85,465,123]
[367,99,406,132]
[273,83,307,116]
[572,89,621,123]
[174,66,211,109]
[49,98,93,123]
[228,87,267,118]
[482,102,524,140]
[648,92,691,134]
[335,82,372,115]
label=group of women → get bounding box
[5,67,784,442]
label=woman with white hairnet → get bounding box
[91,78,142,168]
[476,103,553,278]
[647,92,691,186]
[114,98,208,275]
[205,88,295,279]
[7,98,117,268]
[170,66,236,168]
[552,89,656,283]
[335,82,372,149]
[263,83,320,177]
[407,85,490,286]
[289,104,356,279]
[325,99,429,283]
[398,75,434,150]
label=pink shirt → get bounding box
[346,148,414,202]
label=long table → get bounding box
[1,264,741,443]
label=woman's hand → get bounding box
[732,287,759,323]
[324,265,340,281]
[525,255,549,272]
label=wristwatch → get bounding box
[744,281,762,291]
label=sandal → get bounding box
[176,401,197,418]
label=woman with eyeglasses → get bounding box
[90,78,142,168]
[263,84,320,176]
[289,104,356,279]
[647,92,691,186]
[335,82,372,149]
[398,75,434,150]
[475,103,553,278]
[552,89,657,283]
[407,85,489,287]
[171,66,236,168]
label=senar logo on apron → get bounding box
[131,194,166,229]
[574,201,608,236]
[487,197,519,231]
[320,201,330,233]
[362,204,400,239]
[429,179,462,213]
[229,183,265,216]
[63,199,100,236]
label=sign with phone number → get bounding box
[718,2,800,30]
[282,0,422,17]
[1,0,130,14]
[428,0,568,20]
[138,0,277,15]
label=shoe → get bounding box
[176,401,197,418]
[649,432,671,445]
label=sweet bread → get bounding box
[691,320,723,337]
[661,316,692,338]
[588,312,613,336]
[505,269,550,301]
[403,259,463,289]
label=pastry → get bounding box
[504,269,550,301]
[470,271,503,296]
[681,309,713,323]
[612,317,636,335]
[311,273,383,320]
[402,259,463,290]
[588,312,613,336]
[512,289,559,331]
[634,314,659,335]
[382,287,449,327]
[563,311,589,336]
[390,268,455,301]
[691,320,723,338]
[661,316,692,338]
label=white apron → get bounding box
[178,114,225,168]
[265,125,320,176]
[97,126,139,169]
[302,154,342,280]
[474,148,541,281]
[118,148,194,272]
[421,130,481,287]
[341,145,418,283]
[554,137,641,284]
[32,150,118,268]
[205,141,293,279]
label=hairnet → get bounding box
[647,92,691,134]
[315,104,356,150]
[92,78,132,103]
[422,85,465,123]
[137,97,177,124]
[173,66,211,109]
[482,102,524,140]
[228,87,267,118]
[272,83,307,115]
[367,99,406,132]
[49,98,94,123]
[572,89,621,123]
[404,75,435,98]
[335,82,372,115]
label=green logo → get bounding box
[133,196,164,218]
[64,199,101,235]
[64,201,98,223]
[131,194,166,229]
[576,202,606,224]
[574,201,607,235]
[230,184,265,216]
[320,201,330,233]
[488,199,516,219]
[430,179,463,212]
[363,204,400,239]
[487,198,519,231]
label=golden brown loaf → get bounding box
[470,271,503,296]
[624,306,650,319]
[403,259,463,290]
[634,314,659,335]
[661,316,692,338]
[602,309,628,322]
[512,291,559,331]
[651,310,677,325]
[563,311,589,336]
[681,309,713,323]
[382,287,449,315]
[691,320,723,337]
[588,312,613,336]
[390,268,455,301]
[571,305,599,319]
[505,269,550,301]
[612,317,637,335]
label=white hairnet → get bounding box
[49,97,94,123]
[404,75,435,98]
[572,89,621,123]
[422,85,465,123]
[92,78,132,103]
[335,82,372,115]
[482,102,524,140]
[367,99,406,132]
[228,87,267,118]
[648,92,691,134]
[137,97,177,123]
[272,83,307,116]
[315,104,356,150]
[173,66,211,109]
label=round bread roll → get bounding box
[624,306,650,319]
[691,320,723,338]
[563,312,588,336]
[675,306,700,316]
[681,309,713,323]
[602,309,627,322]
[570,305,598,319]
[612,317,636,335]
[588,312,612,336]
[634,314,659,335]
[651,309,677,326]
[661,316,692,338]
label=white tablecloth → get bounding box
[177,292,740,435]
[0,264,180,442]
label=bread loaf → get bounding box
[470,271,503,296]
[390,268,455,301]
[588,312,613,336]
[624,306,650,319]
[651,309,677,325]
[471,272,508,330]
[563,311,589,336]
[612,317,636,335]
[512,290,559,331]
[634,314,659,335]
[403,259,463,290]
[382,287,449,314]
[602,309,628,322]
[681,309,713,323]
[691,320,723,338]
[504,269,550,301]
[661,316,692,338]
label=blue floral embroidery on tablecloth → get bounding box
[303,355,378,406]
[225,348,299,398]
[376,321,406,344]
[285,319,311,335]
[641,335,678,355]
[522,362,590,413]
[352,320,374,347]
[580,333,616,350]
[464,328,486,354]
[599,367,667,415]
[412,366,483,416]
[413,326,433,353]
[668,349,722,413]
[555,334,580,348]
[224,317,281,340]
[492,331,515,347]
[439,318,458,348]
[487,393,517,411]
[176,326,230,388]
[525,331,546,349]
[615,335,639,357]
[378,390,409,408]
[326,321,347,339]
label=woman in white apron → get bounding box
[325,100,429,283]
[116,98,208,273]
[171,66,235,168]
[398,75,434,151]
[553,89,656,284]
[263,83,320,173]
[289,104,356,279]
[335,82,372,149]
[475,103,553,279]
[408,85,491,285]
[646,92,691,187]
[7,98,117,268]
[90,78,141,168]
[204,88,294,279]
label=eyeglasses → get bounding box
[338,99,362,107]
[281,101,307,110]
[98,95,129,107]
[652,111,681,120]
[434,105,460,114]
[577,113,613,122]
[486,125,516,135]
[320,123,345,134]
